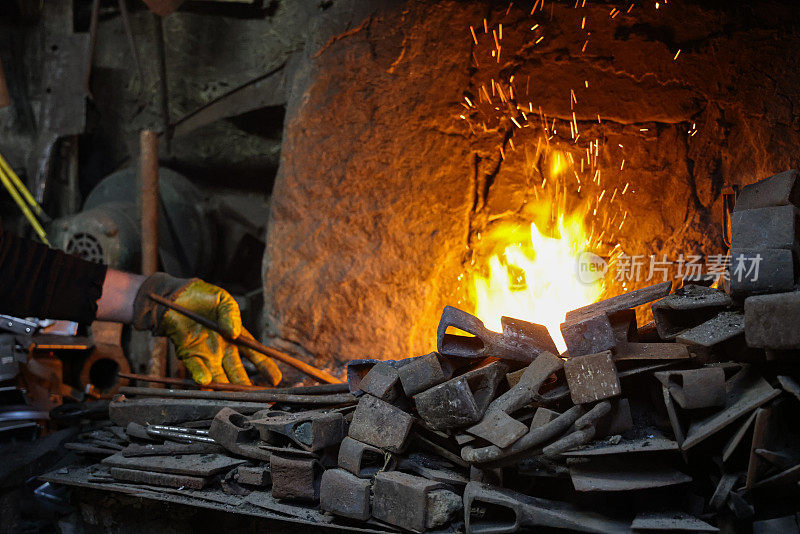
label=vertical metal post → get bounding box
[153,13,172,153]
[140,130,159,276]
[139,129,167,383]
[0,57,10,109]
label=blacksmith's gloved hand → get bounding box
[132,274,282,386]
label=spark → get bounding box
[673,49,681,60]
[470,26,478,45]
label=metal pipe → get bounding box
[119,386,355,406]
[152,12,171,152]
[139,130,167,385]
[0,57,9,109]
[85,0,100,96]
[139,130,159,275]
[148,293,344,384]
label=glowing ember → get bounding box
[473,212,604,354]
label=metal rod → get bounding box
[119,386,354,405]
[118,0,144,90]
[118,372,348,394]
[152,12,172,153]
[0,57,9,109]
[85,0,100,96]
[140,130,159,276]
[148,293,343,384]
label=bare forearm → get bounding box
[96,269,147,323]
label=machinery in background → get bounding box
[50,167,216,278]
[0,315,127,440]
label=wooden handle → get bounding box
[148,293,343,384]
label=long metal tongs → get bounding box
[148,293,343,385]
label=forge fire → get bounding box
[1,0,800,533]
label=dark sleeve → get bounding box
[0,226,107,323]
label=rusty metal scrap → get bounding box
[731,205,799,252]
[565,281,672,324]
[270,454,322,502]
[463,481,628,534]
[118,386,354,405]
[734,169,800,212]
[560,313,617,357]
[39,203,800,533]
[319,468,372,521]
[250,411,345,452]
[563,351,621,404]
[414,361,507,430]
[466,352,563,448]
[371,471,461,532]
[437,306,557,362]
[397,352,453,397]
[655,368,726,410]
[109,466,208,490]
[348,394,415,453]
[337,436,394,478]
[652,285,733,340]
[357,361,403,402]
[208,407,271,461]
[0,58,9,109]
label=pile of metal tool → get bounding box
[48,171,800,533]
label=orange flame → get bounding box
[473,216,604,354]
[470,150,614,354]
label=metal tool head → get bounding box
[500,316,559,358]
[437,306,490,359]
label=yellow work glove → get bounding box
[132,274,282,386]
